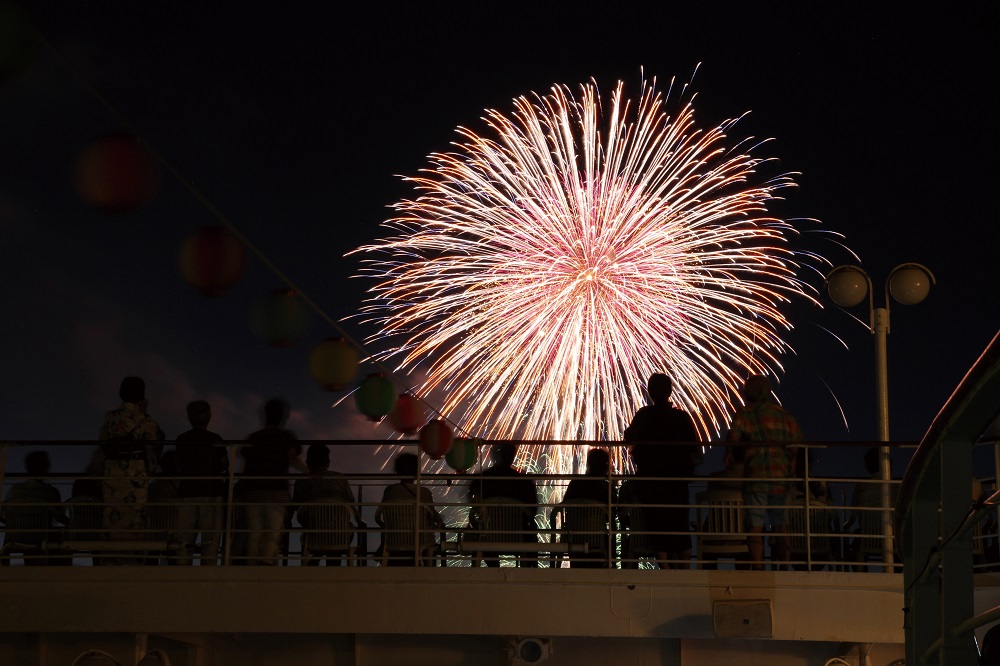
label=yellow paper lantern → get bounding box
[308,337,358,391]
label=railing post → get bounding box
[803,444,811,571]
[939,437,977,664]
[223,442,237,566]
[905,447,941,665]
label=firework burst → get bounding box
[352,75,825,472]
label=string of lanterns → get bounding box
[71,132,476,469]
[7,19,483,471]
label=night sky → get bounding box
[2,4,997,478]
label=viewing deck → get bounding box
[5,439,990,666]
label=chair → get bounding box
[786,498,838,570]
[1,497,55,565]
[618,504,656,568]
[145,498,180,564]
[378,502,441,566]
[853,506,899,572]
[553,499,610,568]
[65,497,104,542]
[299,499,356,566]
[467,497,536,567]
[62,496,104,564]
[694,489,748,569]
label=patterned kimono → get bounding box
[99,402,163,544]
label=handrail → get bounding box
[1,440,922,570]
[895,330,1000,535]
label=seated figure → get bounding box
[2,451,68,565]
[467,443,540,567]
[376,453,443,566]
[294,444,362,566]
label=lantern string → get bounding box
[35,30,471,438]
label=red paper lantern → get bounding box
[354,373,396,421]
[178,226,246,296]
[249,289,312,347]
[445,437,479,473]
[74,134,159,214]
[308,337,358,391]
[389,393,424,435]
[419,419,453,460]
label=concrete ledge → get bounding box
[0,567,904,643]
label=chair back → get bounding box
[145,501,178,542]
[380,503,437,553]
[857,506,891,559]
[555,499,609,554]
[473,497,532,543]
[694,489,748,565]
[786,498,835,564]
[1,496,53,549]
[620,503,656,566]
[303,499,354,553]
[65,497,104,542]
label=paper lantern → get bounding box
[389,393,424,435]
[308,337,358,391]
[419,419,453,460]
[354,373,396,421]
[178,226,246,296]
[446,437,479,473]
[249,288,312,347]
[74,134,159,214]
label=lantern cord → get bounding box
[35,30,470,437]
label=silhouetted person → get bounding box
[559,448,614,568]
[98,376,164,561]
[174,400,228,566]
[2,451,67,565]
[240,398,301,565]
[375,452,443,566]
[294,443,361,566]
[562,448,614,504]
[468,442,540,566]
[726,374,802,571]
[625,372,701,569]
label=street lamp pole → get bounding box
[826,263,935,569]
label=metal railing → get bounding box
[0,440,938,571]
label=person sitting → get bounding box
[375,452,443,566]
[556,448,614,568]
[707,445,746,491]
[563,448,614,504]
[468,442,540,566]
[2,451,68,565]
[293,443,362,566]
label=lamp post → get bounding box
[826,263,935,568]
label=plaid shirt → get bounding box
[729,401,802,494]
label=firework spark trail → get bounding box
[351,76,827,473]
